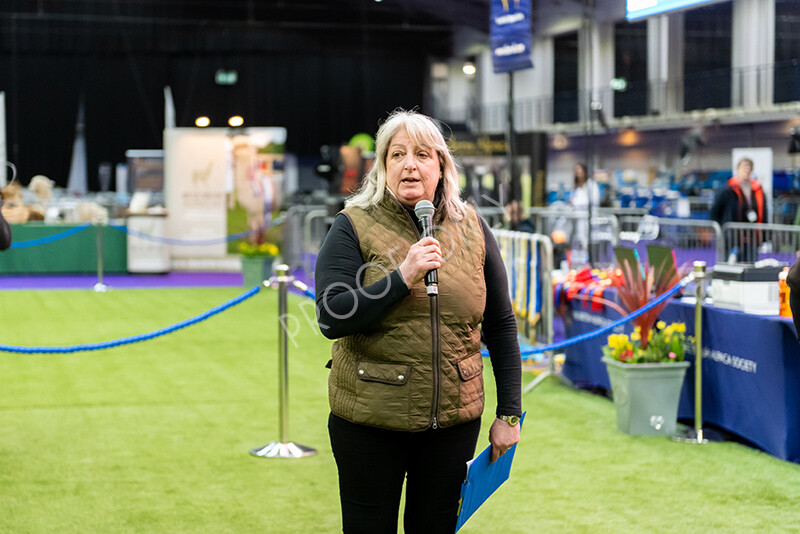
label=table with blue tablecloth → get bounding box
[561,290,800,464]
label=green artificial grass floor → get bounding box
[1,287,799,533]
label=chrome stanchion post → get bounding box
[675,261,708,444]
[691,261,708,443]
[93,221,109,292]
[250,264,317,459]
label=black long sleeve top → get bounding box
[315,210,522,418]
[0,205,11,250]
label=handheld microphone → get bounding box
[414,200,438,295]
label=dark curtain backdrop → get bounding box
[0,49,428,190]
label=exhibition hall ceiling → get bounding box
[0,0,508,55]
[0,0,496,47]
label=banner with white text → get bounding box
[490,0,533,74]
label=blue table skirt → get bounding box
[561,291,800,464]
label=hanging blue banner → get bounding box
[490,0,534,74]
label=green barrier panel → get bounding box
[0,223,127,274]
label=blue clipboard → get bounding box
[455,412,526,532]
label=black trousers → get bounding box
[328,413,481,534]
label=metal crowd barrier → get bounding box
[528,207,619,267]
[476,206,507,228]
[281,204,327,279]
[619,215,724,265]
[775,197,800,226]
[300,208,331,282]
[596,207,650,218]
[492,229,561,391]
[722,222,800,265]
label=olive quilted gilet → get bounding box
[328,193,487,431]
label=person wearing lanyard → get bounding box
[711,157,767,262]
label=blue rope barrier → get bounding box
[9,223,92,249]
[298,288,316,300]
[111,225,251,246]
[0,285,262,354]
[514,276,691,359]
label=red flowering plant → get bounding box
[602,246,690,364]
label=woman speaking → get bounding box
[315,109,522,533]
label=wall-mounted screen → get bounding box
[626,0,722,20]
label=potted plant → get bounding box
[602,323,690,435]
[239,233,279,288]
[601,245,691,436]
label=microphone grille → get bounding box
[414,200,435,220]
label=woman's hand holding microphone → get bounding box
[399,237,442,288]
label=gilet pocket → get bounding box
[353,360,412,426]
[456,353,484,408]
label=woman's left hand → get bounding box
[489,418,521,463]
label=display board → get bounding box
[126,150,164,194]
[164,127,286,259]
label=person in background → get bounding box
[710,157,767,262]
[315,109,522,534]
[505,199,536,233]
[569,163,600,212]
[567,163,600,266]
[0,199,12,250]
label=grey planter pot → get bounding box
[602,356,690,436]
[241,255,275,288]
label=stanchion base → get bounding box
[250,441,317,458]
[672,427,709,444]
[93,283,110,293]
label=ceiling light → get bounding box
[195,116,210,128]
[228,115,244,127]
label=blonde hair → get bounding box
[345,109,466,221]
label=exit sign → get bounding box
[215,69,238,85]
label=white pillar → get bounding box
[732,0,775,109]
[593,21,616,119]
[531,36,555,126]
[648,13,684,116]
[578,18,590,124]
